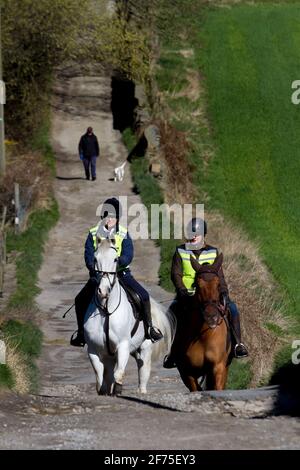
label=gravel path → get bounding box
[0,66,299,450]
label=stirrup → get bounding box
[163,354,176,369]
[148,326,163,343]
[234,343,248,358]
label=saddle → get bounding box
[119,279,143,321]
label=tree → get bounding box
[1,0,90,139]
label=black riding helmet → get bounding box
[100,197,121,221]
[186,217,207,240]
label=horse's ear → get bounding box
[213,253,223,272]
[190,256,202,273]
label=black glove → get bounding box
[89,268,100,284]
[178,288,190,299]
[89,268,96,278]
[221,292,229,306]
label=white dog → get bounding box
[114,161,126,182]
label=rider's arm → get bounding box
[218,267,229,297]
[171,249,186,291]
[118,232,134,270]
[84,232,95,271]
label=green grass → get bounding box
[1,320,43,391]
[226,360,253,390]
[155,1,300,387]
[0,364,14,389]
[30,113,56,174]
[198,4,300,333]
[6,113,59,310]
[156,56,189,93]
[6,200,59,310]
[0,119,59,391]
[265,322,286,337]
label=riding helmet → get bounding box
[186,217,207,239]
[100,197,121,220]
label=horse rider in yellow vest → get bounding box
[70,197,163,347]
[163,217,248,368]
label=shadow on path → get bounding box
[119,394,184,413]
[56,176,86,181]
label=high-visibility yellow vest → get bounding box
[178,246,218,293]
[89,223,129,267]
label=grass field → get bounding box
[154,1,300,384]
[199,3,300,328]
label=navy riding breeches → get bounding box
[118,271,149,302]
[228,301,239,319]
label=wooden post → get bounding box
[0,340,6,364]
[0,8,6,178]
[0,238,3,297]
[0,205,7,298]
[1,205,6,232]
[14,183,20,234]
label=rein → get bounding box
[200,299,227,330]
[93,270,122,316]
[93,267,120,357]
[94,268,139,357]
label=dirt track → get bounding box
[0,66,299,450]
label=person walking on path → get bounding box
[78,126,100,181]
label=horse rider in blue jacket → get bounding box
[163,217,248,368]
[70,197,163,347]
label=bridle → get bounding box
[190,253,228,331]
[94,246,121,315]
[93,269,122,315]
[201,299,226,329]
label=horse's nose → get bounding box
[98,287,108,299]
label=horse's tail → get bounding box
[150,298,176,362]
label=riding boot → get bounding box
[230,314,249,358]
[143,299,164,343]
[70,300,86,347]
[163,335,178,368]
[70,280,95,347]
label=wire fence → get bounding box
[0,205,7,298]
[0,181,34,297]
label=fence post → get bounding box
[0,340,6,364]
[0,205,7,298]
[14,182,20,234]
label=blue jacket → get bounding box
[84,231,134,272]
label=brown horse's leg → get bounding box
[221,366,229,390]
[178,369,199,393]
[213,363,227,390]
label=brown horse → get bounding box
[175,254,232,392]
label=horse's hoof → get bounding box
[113,382,122,396]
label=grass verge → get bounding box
[0,122,59,392]
[6,200,59,310]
